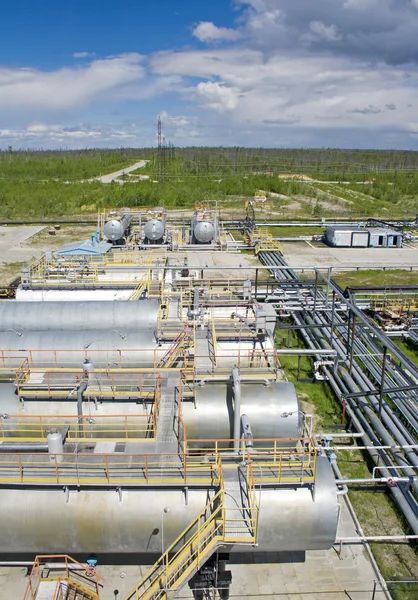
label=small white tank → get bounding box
[47,428,63,463]
[194,221,215,243]
[104,219,125,241]
[144,219,165,242]
[83,359,94,378]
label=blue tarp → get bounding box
[56,239,112,256]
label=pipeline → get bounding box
[0,443,48,452]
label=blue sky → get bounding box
[1,0,418,149]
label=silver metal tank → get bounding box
[182,382,302,444]
[47,428,63,462]
[193,220,215,244]
[144,219,165,242]
[0,329,160,368]
[0,458,337,555]
[104,213,133,241]
[0,300,159,332]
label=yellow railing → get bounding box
[129,272,150,300]
[0,452,223,487]
[0,413,157,442]
[210,319,217,367]
[124,490,226,600]
[23,555,102,600]
[124,465,258,600]
[15,370,161,401]
[156,327,191,368]
[0,440,316,488]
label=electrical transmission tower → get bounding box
[156,115,173,182]
[157,116,164,181]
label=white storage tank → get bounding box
[191,205,218,244]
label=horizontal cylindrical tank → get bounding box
[193,220,215,244]
[182,382,302,444]
[15,290,134,302]
[0,458,337,555]
[104,213,133,241]
[0,300,159,332]
[0,329,161,368]
[144,219,165,242]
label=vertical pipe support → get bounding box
[232,366,241,452]
[378,347,388,420]
[77,380,88,437]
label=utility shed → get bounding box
[56,239,112,256]
[368,228,403,248]
[325,226,369,248]
[325,226,403,248]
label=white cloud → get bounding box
[195,81,239,112]
[0,53,145,111]
[192,21,241,42]
[73,52,96,58]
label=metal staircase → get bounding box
[130,273,150,300]
[124,463,258,600]
[156,328,191,369]
[148,270,163,298]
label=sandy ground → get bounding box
[281,241,418,269]
[0,226,46,282]
[0,225,96,283]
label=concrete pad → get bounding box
[0,226,45,265]
[282,242,418,269]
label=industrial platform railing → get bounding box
[0,439,317,488]
[23,554,102,600]
[0,413,158,442]
[15,367,161,400]
[2,345,278,373]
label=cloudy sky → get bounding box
[1,0,418,149]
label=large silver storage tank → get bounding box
[104,213,133,241]
[0,300,159,332]
[0,329,160,368]
[182,382,302,444]
[0,457,338,555]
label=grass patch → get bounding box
[392,338,418,366]
[333,269,418,289]
[0,261,25,284]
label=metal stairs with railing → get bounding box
[123,462,258,600]
[156,328,191,369]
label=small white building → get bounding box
[325,226,402,248]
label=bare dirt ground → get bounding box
[0,225,95,283]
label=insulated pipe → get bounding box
[293,313,418,534]
[340,369,418,494]
[314,268,418,379]
[77,380,88,433]
[329,458,348,496]
[0,443,48,452]
[232,366,241,452]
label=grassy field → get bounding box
[332,269,418,288]
[392,338,418,365]
[1,148,418,219]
